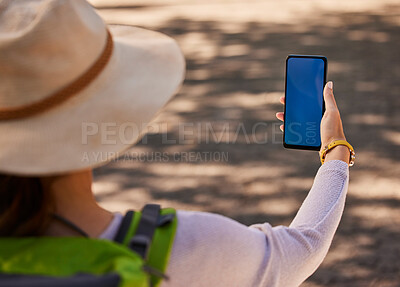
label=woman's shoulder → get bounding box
[174,210,267,245]
[164,210,268,286]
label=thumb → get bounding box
[324,81,338,110]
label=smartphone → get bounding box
[283,55,327,150]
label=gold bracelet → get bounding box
[320,140,355,166]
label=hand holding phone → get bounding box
[276,59,349,163]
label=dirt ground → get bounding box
[90,1,400,286]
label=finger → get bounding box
[280,124,284,132]
[323,81,338,110]
[276,112,284,121]
[280,96,285,105]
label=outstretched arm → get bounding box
[163,160,348,287]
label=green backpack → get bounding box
[0,204,177,287]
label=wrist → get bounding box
[320,139,355,166]
[324,145,350,164]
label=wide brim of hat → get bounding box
[0,25,185,176]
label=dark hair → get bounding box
[0,174,54,236]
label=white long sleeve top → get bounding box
[100,160,349,287]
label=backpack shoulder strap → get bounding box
[114,204,177,287]
[130,204,160,259]
[113,210,134,244]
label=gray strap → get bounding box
[129,204,160,260]
[113,210,134,244]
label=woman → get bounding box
[0,0,353,286]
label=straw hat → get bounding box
[0,0,185,176]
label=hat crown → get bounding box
[0,0,107,109]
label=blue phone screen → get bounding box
[284,57,325,148]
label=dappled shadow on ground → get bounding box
[94,4,400,286]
